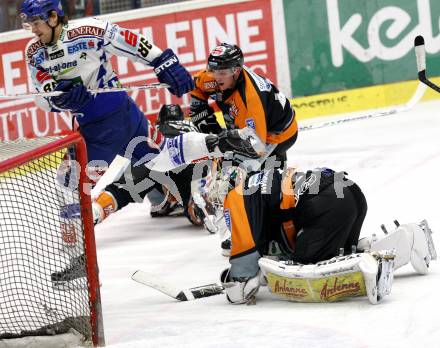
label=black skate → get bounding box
[51,254,87,289]
[221,237,231,257]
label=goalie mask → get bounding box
[157,104,184,125]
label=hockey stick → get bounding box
[131,270,224,301]
[0,82,170,100]
[414,35,440,93]
[298,81,427,132]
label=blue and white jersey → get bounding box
[25,17,163,112]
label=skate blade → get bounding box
[52,278,88,291]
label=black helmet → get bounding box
[157,104,184,124]
[207,43,244,71]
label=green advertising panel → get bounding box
[285,0,440,96]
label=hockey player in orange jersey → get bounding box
[189,43,298,164]
[218,167,436,305]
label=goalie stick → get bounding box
[414,35,440,93]
[131,270,224,301]
[0,82,170,100]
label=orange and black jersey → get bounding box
[191,67,297,145]
[223,168,298,260]
[223,168,362,263]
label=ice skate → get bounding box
[51,254,87,288]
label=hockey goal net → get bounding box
[0,133,104,347]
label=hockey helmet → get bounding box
[157,104,184,124]
[20,0,64,23]
[207,43,244,71]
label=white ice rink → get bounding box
[95,99,440,348]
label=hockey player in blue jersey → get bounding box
[21,0,196,167]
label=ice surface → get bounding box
[95,100,440,348]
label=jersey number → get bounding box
[138,37,153,58]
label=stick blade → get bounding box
[132,270,224,301]
[132,270,181,300]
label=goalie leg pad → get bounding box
[258,251,395,304]
[365,220,436,274]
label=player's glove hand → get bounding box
[207,128,264,158]
[152,49,194,97]
[50,80,93,112]
[158,120,198,137]
[190,105,223,134]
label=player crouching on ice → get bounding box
[219,167,437,305]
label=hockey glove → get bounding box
[152,49,194,97]
[205,128,264,159]
[50,80,93,112]
[190,105,223,134]
[220,268,260,304]
[158,120,198,137]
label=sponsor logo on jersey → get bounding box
[296,172,317,198]
[67,40,95,54]
[166,136,185,166]
[261,169,275,194]
[49,50,65,60]
[27,40,44,60]
[47,61,78,74]
[120,30,138,47]
[246,67,271,92]
[107,24,118,40]
[203,81,217,89]
[228,101,239,118]
[245,118,256,129]
[247,171,263,188]
[30,50,48,66]
[223,209,231,232]
[80,52,87,60]
[36,69,52,83]
[67,26,105,40]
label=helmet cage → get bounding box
[157,104,184,124]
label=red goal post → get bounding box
[0,133,104,347]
